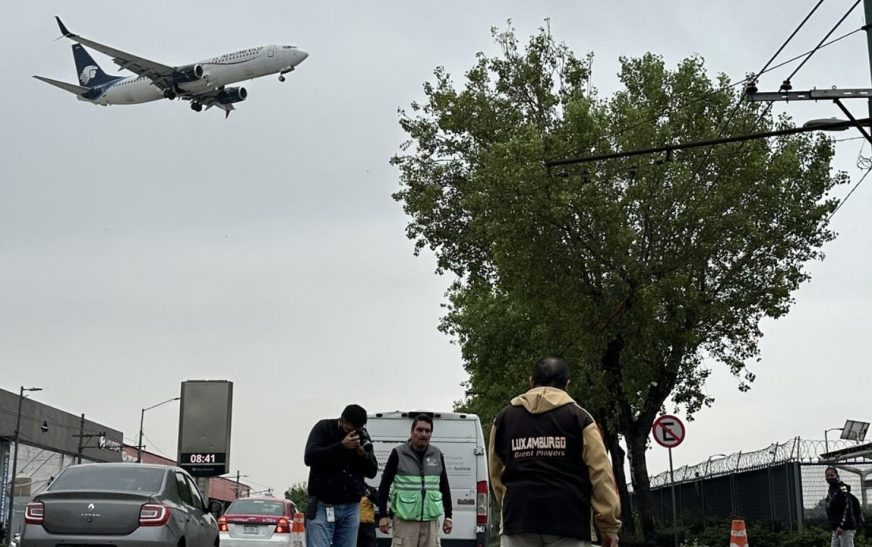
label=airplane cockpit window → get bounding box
[282,45,296,49]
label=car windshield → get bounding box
[50,466,165,493]
[227,499,285,515]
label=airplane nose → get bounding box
[297,50,309,64]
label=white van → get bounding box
[366,411,490,547]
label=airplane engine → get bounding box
[172,64,205,84]
[216,87,248,104]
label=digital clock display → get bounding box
[187,453,219,464]
[179,452,227,477]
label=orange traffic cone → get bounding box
[730,519,748,547]
[291,512,306,547]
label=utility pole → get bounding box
[137,409,145,463]
[865,0,872,117]
[71,415,105,465]
[236,470,241,499]
[76,414,84,464]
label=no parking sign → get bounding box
[652,414,685,448]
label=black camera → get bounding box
[358,427,373,452]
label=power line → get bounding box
[753,0,828,78]
[574,25,866,161]
[140,431,173,459]
[827,167,872,222]
[545,117,868,166]
[784,0,863,84]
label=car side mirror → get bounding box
[209,500,224,517]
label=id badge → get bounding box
[325,506,335,523]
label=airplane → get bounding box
[34,17,308,117]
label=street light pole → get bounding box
[234,471,249,499]
[5,386,42,541]
[824,427,843,454]
[137,397,180,463]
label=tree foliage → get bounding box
[284,482,309,513]
[392,23,845,539]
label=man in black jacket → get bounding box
[305,404,378,547]
[825,466,859,547]
[489,357,621,547]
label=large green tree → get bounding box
[392,24,845,540]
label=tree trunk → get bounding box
[626,433,656,542]
[605,434,635,538]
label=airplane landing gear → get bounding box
[163,90,176,100]
[278,75,286,82]
[191,102,202,112]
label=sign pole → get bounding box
[669,447,678,547]
[652,414,685,547]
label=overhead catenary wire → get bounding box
[754,0,828,79]
[568,22,866,165]
[638,0,827,182]
[784,0,863,85]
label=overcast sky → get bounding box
[2,1,870,496]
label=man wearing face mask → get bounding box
[825,466,860,547]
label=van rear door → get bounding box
[367,412,489,547]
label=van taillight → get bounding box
[476,480,488,525]
[140,503,172,526]
[25,501,44,524]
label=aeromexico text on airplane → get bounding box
[511,436,567,451]
[213,47,264,63]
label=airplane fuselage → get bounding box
[84,44,306,105]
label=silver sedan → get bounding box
[21,463,219,547]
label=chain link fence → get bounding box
[641,437,871,532]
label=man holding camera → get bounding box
[305,404,379,547]
[377,414,453,547]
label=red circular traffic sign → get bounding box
[652,414,685,448]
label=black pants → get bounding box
[357,523,377,547]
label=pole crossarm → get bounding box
[544,118,872,168]
[746,88,872,102]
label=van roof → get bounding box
[369,411,479,421]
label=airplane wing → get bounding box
[55,16,175,90]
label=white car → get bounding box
[218,497,301,547]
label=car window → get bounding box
[50,466,164,493]
[185,475,205,509]
[226,499,286,515]
[175,472,194,505]
[164,468,181,502]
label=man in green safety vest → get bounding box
[377,414,453,547]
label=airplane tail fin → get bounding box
[72,44,115,87]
